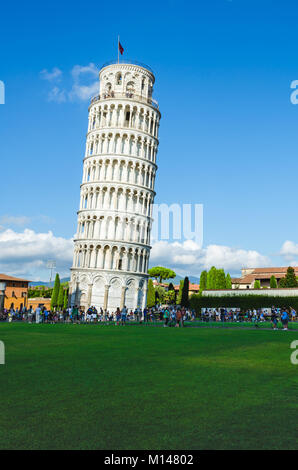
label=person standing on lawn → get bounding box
[281,308,289,330]
[271,308,278,330]
[121,306,127,325]
[163,308,170,327]
[35,306,41,324]
[176,309,182,327]
[72,305,79,324]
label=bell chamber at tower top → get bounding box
[89,62,159,111]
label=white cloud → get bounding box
[40,63,99,102]
[0,229,73,281]
[151,240,270,275]
[69,63,99,101]
[280,240,298,265]
[48,86,67,103]
[71,63,98,80]
[0,215,31,226]
[280,240,298,258]
[0,214,55,227]
[40,67,62,81]
[69,82,99,101]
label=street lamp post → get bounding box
[0,281,7,315]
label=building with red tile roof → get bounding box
[231,267,298,289]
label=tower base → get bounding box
[69,268,148,313]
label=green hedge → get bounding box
[190,294,298,312]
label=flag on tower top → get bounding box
[119,41,124,55]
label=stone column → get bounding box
[142,284,148,314]
[120,286,126,310]
[87,283,93,307]
[74,282,80,306]
[0,286,5,314]
[103,285,109,311]
[135,287,141,308]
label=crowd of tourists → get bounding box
[0,305,195,327]
[200,307,295,329]
[0,304,295,330]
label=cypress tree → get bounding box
[200,270,207,291]
[207,266,217,289]
[147,279,155,307]
[270,275,277,288]
[254,279,261,289]
[181,276,190,307]
[177,279,184,304]
[225,273,232,289]
[215,269,226,289]
[57,285,64,309]
[285,266,298,287]
[51,274,60,310]
[63,289,68,309]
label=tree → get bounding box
[177,280,184,305]
[63,288,68,309]
[215,269,226,289]
[254,279,261,289]
[207,266,217,289]
[155,286,166,304]
[147,279,155,307]
[181,276,190,307]
[284,266,298,287]
[57,285,64,309]
[199,270,207,291]
[168,282,174,291]
[270,275,277,288]
[279,277,287,288]
[165,289,175,304]
[225,273,232,289]
[148,266,176,284]
[51,274,60,310]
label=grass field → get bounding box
[0,323,297,450]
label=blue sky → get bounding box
[1,0,298,280]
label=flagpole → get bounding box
[118,35,119,64]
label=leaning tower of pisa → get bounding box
[69,60,161,312]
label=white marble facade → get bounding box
[69,61,161,312]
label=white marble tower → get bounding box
[69,60,161,312]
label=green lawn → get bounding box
[185,320,298,329]
[0,323,297,450]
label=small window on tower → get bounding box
[118,259,122,270]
